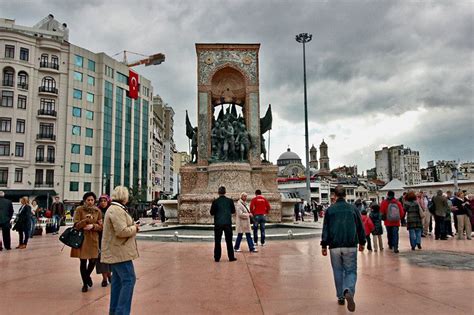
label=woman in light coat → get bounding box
[71,192,103,293]
[101,186,139,315]
[234,192,258,252]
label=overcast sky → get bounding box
[3,0,473,172]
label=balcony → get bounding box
[2,79,14,87]
[34,182,54,188]
[35,157,55,163]
[17,82,28,90]
[39,61,59,71]
[38,86,58,95]
[37,109,57,118]
[36,133,56,141]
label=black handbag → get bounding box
[59,227,84,249]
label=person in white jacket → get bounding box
[234,192,258,253]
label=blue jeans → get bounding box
[386,226,399,250]
[30,216,37,238]
[409,228,422,248]
[110,261,136,315]
[329,247,358,299]
[234,233,255,251]
[52,215,61,233]
[253,215,266,245]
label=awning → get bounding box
[2,189,57,201]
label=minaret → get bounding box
[319,139,330,171]
[309,144,318,169]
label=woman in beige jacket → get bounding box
[71,192,102,293]
[101,186,139,315]
[234,192,258,252]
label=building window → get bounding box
[71,144,80,154]
[105,65,114,78]
[0,118,11,132]
[17,95,27,109]
[0,168,8,186]
[85,110,94,120]
[117,72,128,84]
[39,123,54,137]
[40,53,48,65]
[84,182,91,192]
[47,146,55,162]
[19,48,29,61]
[87,75,95,86]
[87,60,96,72]
[2,67,14,86]
[1,91,14,107]
[86,92,94,103]
[85,146,93,156]
[40,76,56,93]
[85,128,93,138]
[84,164,92,173]
[35,169,43,186]
[75,55,83,67]
[40,98,55,114]
[5,45,14,58]
[17,71,28,89]
[15,142,24,157]
[72,107,82,117]
[70,162,80,173]
[51,55,59,68]
[14,168,23,183]
[36,146,44,161]
[73,89,82,100]
[73,71,83,82]
[0,141,10,156]
[16,119,25,133]
[72,125,81,136]
[46,169,54,186]
[69,181,79,192]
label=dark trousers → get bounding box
[312,211,318,222]
[18,229,29,245]
[445,219,453,236]
[366,234,372,251]
[453,214,458,233]
[80,259,97,286]
[0,224,11,249]
[213,224,235,262]
[110,261,136,315]
[434,215,447,239]
[386,226,399,250]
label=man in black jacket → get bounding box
[321,185,366,312]
[210,186,237,262]
[0,191,14,250]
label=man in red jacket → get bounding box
[380,190,405,253]
[250,189,271,246]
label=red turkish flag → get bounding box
[128,70,139,99]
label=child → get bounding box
[369,204,384,251]
[361,209,375,251]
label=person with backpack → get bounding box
[369,204,384,252]
[404,191,424,250]
[361,209,375,251]
[380,190,405,253]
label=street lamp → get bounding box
[296,32,313,205]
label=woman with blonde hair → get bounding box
[71,192,103,292]
[234,192,258,253]
[13,196,31,249]
[101,186,140,315]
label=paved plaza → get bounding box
[1,228,473,315]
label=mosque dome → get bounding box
[277,148,302,167]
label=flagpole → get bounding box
[268,130,271,161]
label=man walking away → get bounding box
[51,196,65,235]
[210,186,237,262]
[380,191,405,253]
[432,190,448,240]
[321,185,366,312]
[0,191,14,250]
[250,189,271,246]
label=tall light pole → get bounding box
[296,32,312,204]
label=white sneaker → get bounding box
[234,249,241,252]
[251,248,258,252]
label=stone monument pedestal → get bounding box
[179,162,281,224]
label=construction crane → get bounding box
[112,50,165,67]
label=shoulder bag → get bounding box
[59,227,84,249]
